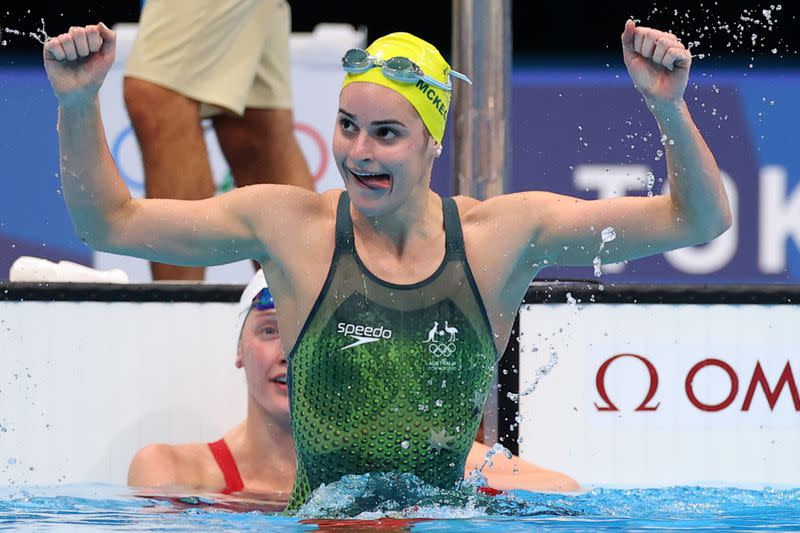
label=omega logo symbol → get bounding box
[594,353,660,411]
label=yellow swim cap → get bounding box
[341,32,456,143]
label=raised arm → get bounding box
[43,24,317,267]
[470,20,731,274]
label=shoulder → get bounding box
[228,184,340,221]
[453,191,560,226]
[451,195,481,219]
[127,442,213,488]
[319,189,345,216]
[244,186,342,225]
[242,187,342,264]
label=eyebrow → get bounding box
[338,109,407,128]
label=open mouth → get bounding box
[350,169,392,191]
[272,375,287,385]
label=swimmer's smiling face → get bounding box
[236,307,288,420]
[334,82,438,216]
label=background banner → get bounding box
[517,301,800,487]
[2,284,797,487]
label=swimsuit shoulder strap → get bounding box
[442,196,497,358]
[334,191,356,255]
[441,195,465,258]
[207,438,244,494]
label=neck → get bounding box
[352,188,440,250]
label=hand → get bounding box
[43,23,116,105]
[621,19,691,107]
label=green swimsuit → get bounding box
[286,192,497,511]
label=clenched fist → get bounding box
[43,23,116,105]
[621,19,692,106]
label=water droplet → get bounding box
[645,172,655,197]
[593,256,603,277]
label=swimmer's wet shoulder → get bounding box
[249,188,340,351]
[128,442,228,490]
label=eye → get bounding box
[339,117,356,132]
[259,324,279,338]
[376,126,398,140]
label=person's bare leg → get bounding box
[212,108,313,189]
[124,77,215,281]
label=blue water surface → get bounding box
[1,477,799,532]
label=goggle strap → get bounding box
[418,75,452,91]
[450,69,473,86]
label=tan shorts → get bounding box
[124,0,292,117]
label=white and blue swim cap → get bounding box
[233,269,274,350]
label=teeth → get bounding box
[351,170,383,177]
[274,376,287,384]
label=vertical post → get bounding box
[451,0,512,445]
[451,0,511,199]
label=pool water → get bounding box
[1,478,799,531]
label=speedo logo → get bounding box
[337,322,393,350]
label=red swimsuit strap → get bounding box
[207,438,245,494]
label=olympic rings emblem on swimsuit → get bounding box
[428,343,456,357]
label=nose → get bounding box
[349,131,374,163]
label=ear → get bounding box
[235,344,244,368]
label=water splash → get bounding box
[507,347,559,403]
[296,472,506,519]
[2,19,50,45]
[645,171,656,196]
[478,443,513,472]
[566,291,584,311]
[592,227,617,277]
[642,4,791,64]
[592,256,603,277]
